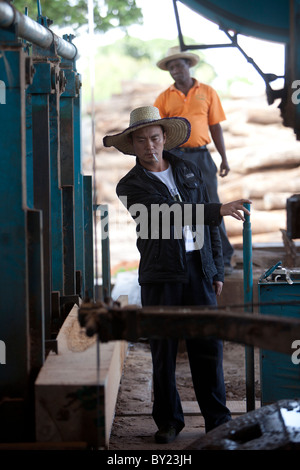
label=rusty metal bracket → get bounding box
[78,301,300,355]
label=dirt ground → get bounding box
[177,340,261,401]
[108,341,261,450]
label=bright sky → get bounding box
[75,0,286,96]
[135,0,285,93]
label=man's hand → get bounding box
[213,280,223,296]
[219,160,230,177]
[220,199,252,221]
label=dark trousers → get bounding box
[171,148,234,266]
[141,251,231,433]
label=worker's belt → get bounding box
[178,145,207,153]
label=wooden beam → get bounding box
[35,304,127,449]
[79,303,300,355]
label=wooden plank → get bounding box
[35,304,127,449]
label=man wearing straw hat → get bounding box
[103,106,250,444]
[154,46,234,276]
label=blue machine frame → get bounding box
[259,272,300,406]
[176,0,300,139]
[0,3,94,441]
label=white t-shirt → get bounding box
[149,165,199,251]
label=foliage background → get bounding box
[11,0,253,105]
[79,36,217,105]
[12,0,143,32]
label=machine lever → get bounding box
[259,261,282,282]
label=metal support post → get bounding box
[243,202,255,412]
[28,61,52,339]
[59,41,81,308]
[100,204,111,300]
[84,175,94,301]
[26,92,34,209]
[48,62,66,330]
[26,24,68,332]
[0,24,35,441]
[62,185,76,296]
[73,65,85,298]
[34,91,52,336]
[60,36,86,303]
[60,81,75,301]
[49,84,64,298]
[27,209,45,380]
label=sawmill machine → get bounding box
[0,0,300,447]
[0,0,94,442]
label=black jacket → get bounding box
[116,151,224,285]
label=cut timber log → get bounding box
[246,107,282,125]
[35,304,128,449]
[224,209,285,237]
[263,192,293,210]
[226,146,300,175]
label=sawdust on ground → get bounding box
[108,341,261,450]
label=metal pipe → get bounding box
[0,2,78,60]
[243,202,255,412]
[243,203,253,311]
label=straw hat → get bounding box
[157,46,200,71]
[103,106,190,156]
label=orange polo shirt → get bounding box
[154,79,226,147]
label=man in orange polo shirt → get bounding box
[154,46,234,274]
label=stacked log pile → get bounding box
[82,81,300,272]
[216,98,300,243]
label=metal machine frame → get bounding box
[0,1,94,441]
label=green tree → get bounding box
[12,0,143,32]
[80,37,217,104]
